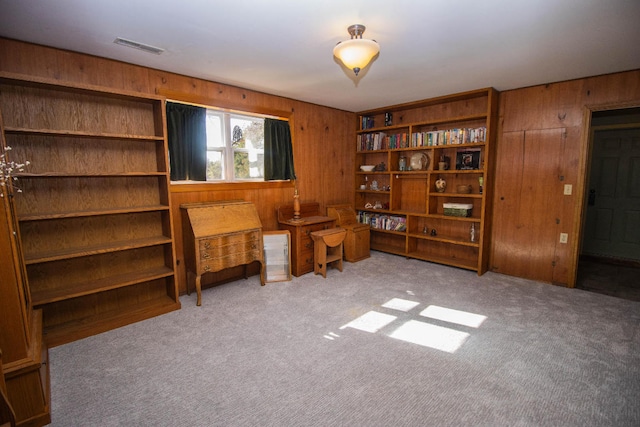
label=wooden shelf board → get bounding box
[358,88,492,115]
[429,192,483,198]
[392,171,429,177]
[430,142,486,150]
[357,113,488,133]
[0,71,165,103]
[406,251,478,271]
[357,142,487,153]
[24,236,173,264]
[3,126,164,141]
[31,266,175,305]
[17,172,167,177]
[356,148,389,153]
[430,169,485,174]
[407,233,479,248]
[356,208,395,215]
[370,244,406,256]
[356,190,390,194]
[427,214,480,222]
[393,209,427,216]
[18,205,170,221]
[43,295,180,348]
[369,228,406,235]
[355,171,390,175]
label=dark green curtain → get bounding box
[166,102,207,181]
[264,118,296,181]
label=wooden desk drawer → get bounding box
[297,223,331,272]
[199,231,260,260]
[199,248,262,273]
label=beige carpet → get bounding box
[49,251,640,426]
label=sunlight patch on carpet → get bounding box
[336,297,487,353]
[339,311,397,333]
[382,298,420,312]
[420,305,487,328]
[389,320,470,353]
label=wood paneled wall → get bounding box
[0,38,355,294]
[3,37,639,291]
[491,70,640,286]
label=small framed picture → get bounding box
[456,149,481,170]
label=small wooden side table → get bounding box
[277,202,335,276]
[310,228,346,278]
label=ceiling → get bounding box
[1,0,639,112]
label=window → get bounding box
[167,100,294,183]
[205,110,265,181]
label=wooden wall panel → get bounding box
[493,69,640,286]
[4,37,639,291]
[490,129,565,283]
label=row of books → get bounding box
[357,211,407,231]
[361,116,375,130]
[357,132,409,151]
[411,127,486,147]
[357,126,487,151]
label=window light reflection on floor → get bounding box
[420,305,487,328]
[381,298,420,312]
[337,298,487,353]
[389,320,470,353]
[339,310,397,333]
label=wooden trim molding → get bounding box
[170,180,293,193]
[156,88,292,120]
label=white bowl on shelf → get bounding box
[360,165,375,172]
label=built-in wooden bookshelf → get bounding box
[0,72,180,346]
[355,88,498,274]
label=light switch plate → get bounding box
[564,184,572,195]
[559,233,568,243]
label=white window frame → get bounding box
[206,109,266,182]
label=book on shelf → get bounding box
[357,211,406,231]
[357,132,409,151]
[410,126,486,147]
[361,116,375,130]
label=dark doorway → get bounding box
[576,107,640,301]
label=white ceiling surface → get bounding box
[1,0,639,112]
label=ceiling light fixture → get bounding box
[333,24,380,76]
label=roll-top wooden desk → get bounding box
[181,201,264,306]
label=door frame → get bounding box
[571,101,640,287]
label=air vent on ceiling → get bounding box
[114,37,165,55]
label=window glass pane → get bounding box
[231,116,264,149]
[234,151,250,179]
[206,112,224,148]
[231,115,264,179]
[232,150,264,179]
[206,151,223,180]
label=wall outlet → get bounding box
[563,184,572,195]
[559,233,568,244]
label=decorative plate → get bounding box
[410,152,430,171]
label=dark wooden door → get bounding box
[490,128,565,283]
[582,128,640,260]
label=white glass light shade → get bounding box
[333,38,380,76]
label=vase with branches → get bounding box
[0,145,30,197]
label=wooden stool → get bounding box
[310,228,347,278]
